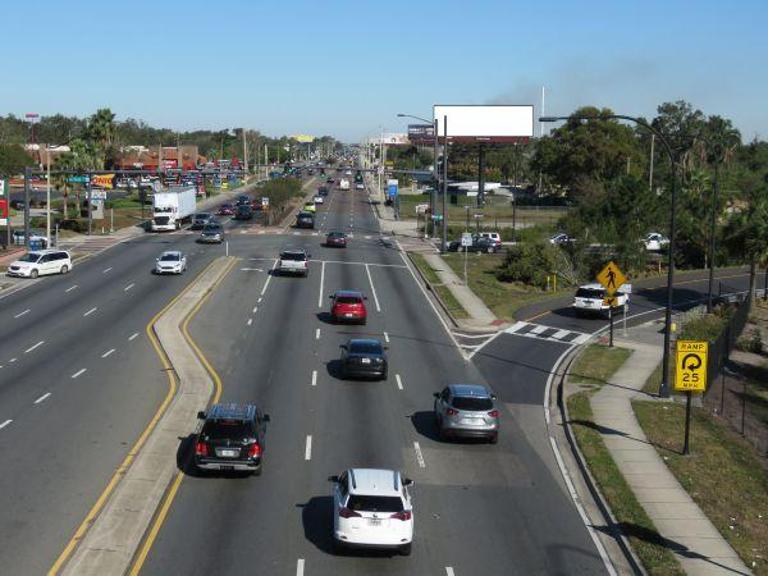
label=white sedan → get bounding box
[643,232,669,251]
[314,195,324,204]
[155,250,187,275]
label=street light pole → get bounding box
[442,115,448,253]
[540,114,678,398]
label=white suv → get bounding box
[479,232,502,248]
[7,250,72,278]
[330,468,414,556]
[573,283,629,317]
[278,249,310,277]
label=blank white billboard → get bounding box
[433,105,534,142]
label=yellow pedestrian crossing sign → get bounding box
[675,340,708,392]
[596,261,626,297]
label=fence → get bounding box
[706,284,752,386]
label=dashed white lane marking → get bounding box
[65,285,78,293]
[395,374,403,390]
[446,568,455,576]
[258,297,263,303]
[14,309,31,319]
[124,283,135,292]
[103,267,113,273]
[296,558,305,576]
[311,370,317,387]
[83,307,97,317]
[365,264,381,312]
[260,259,278,297]
[71,368,87,379]
[247,318,253,326]
[318,261,326,308]
[101,348,116,358]
[315,328,320,340]
[34,392,51,404]
[414,441,426,468]
[383,331,390,343]
[25,341,44,354]
[0,419,12,430]
[305,435,313,461]
[129,332,139,341]
[9,358,17,363]
[252,306,258,314]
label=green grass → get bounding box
[409,253,469,319]
[440,252,568,321]
[568,392,686,575]
[570,344,633,386]
[410,253,441,284]
[633,399,768,575]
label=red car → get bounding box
[217,203,235,216]
[331,290,368,324]
[325,231,347,248]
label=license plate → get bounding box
[461,417,482,425]
[361,358,371,364]
[368,518,382,526]
[345,313,354,318]
[218,449,238,457]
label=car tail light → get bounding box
[195,441,208,457]
[488,410,499,418]
[247,443,262,458]
[339,507,361,518]
[446,408,458,416]
[390,510,412,521]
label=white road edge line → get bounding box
[102,348,116,358]
[9,358,17,363]
[14,309,31,319]
[305,435,312,461]
[34,392,51,404]
[129,332,139,341]
[318,260,326,308]
[25,341,44,354]
[311,370,317,387]
[315,328,320,340]
[83,307,97,317]
[261,259,278,297]
[296,559,305,576]
[0,419,12,430]
[395,374,403,390]
[413,441,426,468]
[65,285,78,293]
[124,283,135,292]
[247,318,253,326]
[383,331,389,343]
[446,568,456,576]
[103,267,113,273]
[364,264,381,312]
[252,306,258,314]
[71,368,87,379]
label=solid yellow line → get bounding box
[47,259,219,576]
[524,310,551,323]
[127,257,237,575]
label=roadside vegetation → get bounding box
[409,253,468,319]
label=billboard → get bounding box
[408,124,435,145]
[373,133,409,146]
[292,134,315,143]
[433,105,534,143]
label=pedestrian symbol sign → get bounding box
[675,340,708,392]
[596,261,626,297]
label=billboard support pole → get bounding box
[87,172,93,236]
[24,165,31,245]
[478,144,486,207]
[441,116,448,253]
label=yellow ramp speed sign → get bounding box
[675,340,708,392]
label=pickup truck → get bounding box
[278,249,310,277]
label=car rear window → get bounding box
[451,396,493,411]
[349,341,381,354]
[336,296,362,304]
[202,420,253,440]
[281,252,307,261]
[576,288,605,299]
[159,254,180,261]
[347,495,403,513]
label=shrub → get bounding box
[736,328,764,354]
[495,241,563,287]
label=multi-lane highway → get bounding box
[1,173,763,576]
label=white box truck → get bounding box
[339,178,350,190]
[151,187,197,232]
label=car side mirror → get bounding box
[403,478,414,487]
[491,394,497,400]
[263,414,271,423]
[329,294,334,299]
[328,475,340,483]
[197,411,206,420]
[433,392,440,399]
[340,344,347,350]
[363,296,368,300]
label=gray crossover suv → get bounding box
[433,384,499,443]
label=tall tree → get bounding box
[0,144,32,177]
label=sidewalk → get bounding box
[589,323,751,575]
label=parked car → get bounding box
[296,211,315,229]
[330,290,367,324]
[478,232,502,249]
[154,250,187,274]
[339,339,388,380]
[433,384,499,443]
[330,468,414,555]
[194,403,270,476]
[643,232,669,252]
[6,250,72,278]
[549,232,573,246]
[325,231,347,248]
[199,223,224,244]
[277,248,310,276]
[572,283,629,316]
[190,213,214,230]
[447,235,497,253]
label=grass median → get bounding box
[570,344,632,386]
[409,253,468,319]
[634,390,768,574]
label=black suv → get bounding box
[194,403,270,476]
[234,204,254,220]
[296,211,315,229]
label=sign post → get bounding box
[596,261,627,347]
[675,340,708,455]
[461,232,473,285]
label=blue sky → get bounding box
[2,0,766,142]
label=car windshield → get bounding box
[576,288,605,299]
[160,254,180,262]
[346,495,403,513]
[349,341,381,354]
[328,232,344,238]
[336,296,361,304]
[281,252,306,261]
[195,214,210,220]
[18,253,42,263]
[203,225,221,232]
[201,421,252,440]
[451,396,493,411]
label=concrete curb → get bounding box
[60,256,236,576]
[406,252,460,329]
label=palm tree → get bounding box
[86,108,116,170]
[724,185,768,305]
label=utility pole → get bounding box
[23,166,31,245]
[478,144,486,207]
[441,115,448,253]
[242,128,248,175]
[649,134,655,192]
